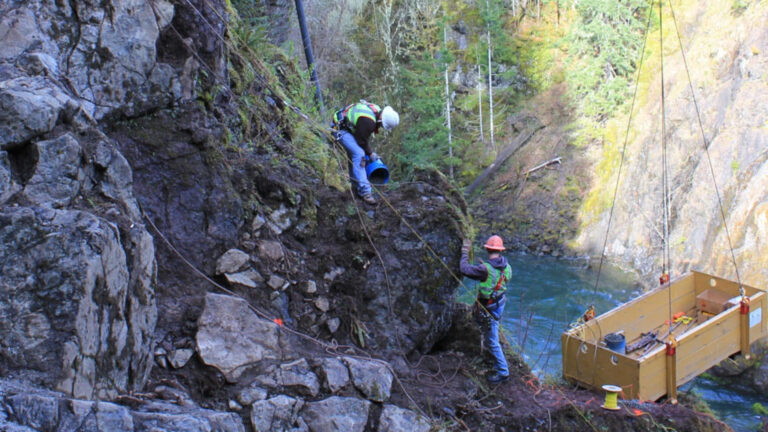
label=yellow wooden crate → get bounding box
[562,271,767,401]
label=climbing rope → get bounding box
[166,0,524,337]
[142,0,519,420]
[140,204,430,417]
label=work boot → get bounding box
[360,194,377,205]
[487,373,509,384]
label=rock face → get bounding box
[0,207,155,400]
[0,0,468,427]
[0,0,233,404]
[0,380,245,432]
[0,0,182,121]
[573,3,768,284]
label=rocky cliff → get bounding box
[0,1,736,431]
[0,0,471,429]
[575,2,768,287]
[472,2,768,288]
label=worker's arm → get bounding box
[459,240,489,282]
[353,117,377,156]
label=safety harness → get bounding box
[332,101,381,134]
[478,262,511,305]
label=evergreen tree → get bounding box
[395,50,450,176]
[566,0,650,120]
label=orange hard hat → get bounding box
[484,235,505,251]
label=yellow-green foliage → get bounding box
[223,4,346,189]
[579,118,623,221]
[753,402,768,416]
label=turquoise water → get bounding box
[459,252,767,431]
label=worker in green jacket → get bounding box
[332,101,399,204]
[460,235,512,384]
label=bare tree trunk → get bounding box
[477,62,484,144]
[487,26,495,153]
[443,14,453,179]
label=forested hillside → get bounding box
[264,0,768,291]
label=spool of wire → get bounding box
[601,384,622,410]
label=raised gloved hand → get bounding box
[461,239,472,254]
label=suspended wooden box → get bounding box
[562,271,767,401]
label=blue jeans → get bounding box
[485,296,509,376]
[336,130,371,196]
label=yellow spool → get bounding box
[601,384,622,410]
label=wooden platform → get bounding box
[562,271,767,401]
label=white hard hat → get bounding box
[380,106,399,131]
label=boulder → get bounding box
[259,240,284,261]
[255,359,320,397]
[343,357,393,402]
[750,361,768,392]
[132,409,245,432]
[302,280,317,294]
[0,77,65,149]
[251,395,306,432]
[326,317,341,334]
[268,275,288,290]
[237,385,268,406]
[17,394,236,432]
[0,208,156,400]
[314,297,330,312]
[196,293,286,382]
[215,249,250,275]
[379,405,431,432]
[225,270,263,288]
[251,214,266,231]
[300,396,370,432]
[317,357,350,393]
[268,204,294,234]
[168,349,195,369]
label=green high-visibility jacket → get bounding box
[333,102,381,133]
[477,262,512,299]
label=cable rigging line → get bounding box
[590,0,655,298]
[666,0,743,294]
[658,0,673,327]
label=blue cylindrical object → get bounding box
[604,332,626,354]
[365,158,390,185]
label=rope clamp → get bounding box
[740,296,750,315]
[583,305,596,322]
[665,336,677,356]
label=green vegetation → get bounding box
[222,0,695,245]
[566,0,650,120]
[753,402,768,416]
[222,1,346,188]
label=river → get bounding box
[459,252,767,431]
